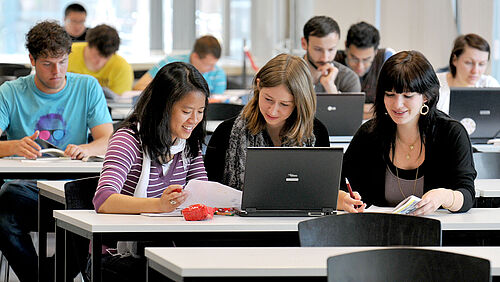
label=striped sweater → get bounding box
[93,127,208,211]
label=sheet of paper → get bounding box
[141,180,242,217]
[364,205,394,213]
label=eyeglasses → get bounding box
[346,55,374,66]
[39,129,65,141]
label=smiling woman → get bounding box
[341,50,477,216]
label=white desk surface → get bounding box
[54,208,500,233]
[37,180,67,199]
[473,144,500,152]
[0,158,102,173]
[475,179,500,197]
[145,246,500,277]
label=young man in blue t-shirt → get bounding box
[133,35,227,94]
[0,20,113,281]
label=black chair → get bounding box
[64,176,100,280]
[298,213,441,247]
[473,152,500,179]
[0,63,31,86]
[327,248,490,282]
[205,103,244,121]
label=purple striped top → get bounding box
[93,127,208,211]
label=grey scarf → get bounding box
[222,114,316,190]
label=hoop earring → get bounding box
[420,104,429,115]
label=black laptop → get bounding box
[449,87,500,143]
[315,93,365,137]
[238,147,342,217]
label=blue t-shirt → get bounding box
[148,54,227,94]
[0,72,112,149]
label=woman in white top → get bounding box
[437,33,499,114]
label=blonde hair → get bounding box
[242,53,316,145]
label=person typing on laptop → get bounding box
[204,53,364,213]
[91,62,208,281]
[341,51,476,216]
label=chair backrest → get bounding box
[298,213,441,247]
[473,152,500,179]
[205,103,244,121]
[0,63,31,77]
[64,176,100,209]
[327,248,491,282]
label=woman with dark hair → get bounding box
[205,53,364,212]
[437,33,499,114]
[342,51,476,215]
[89,62,209,281]
[93,61,208,214]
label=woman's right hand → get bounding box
[337,190,365,213]
[159,185,188,212]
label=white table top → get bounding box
[145,246,500,277]
[475,179,500,197]
[0,158,102,173]
[37,180,67,199]
[473,144,500,152]
[53,208,500,233]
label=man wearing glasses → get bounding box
[64,3,88,42]
[335,22,394,118]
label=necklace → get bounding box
[396,135,419,160]
[395,165,419,198]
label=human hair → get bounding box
[64,3,86,17]
[449,33,490,77]
[86,24,120,57]
[121,62,209,161]
[192,35,221,59]
[346,21,380,49]
[372,51,440,158]
[25,21,72,60]
[242,53,316,146]
[303,16,340,42]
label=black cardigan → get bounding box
[341,112,476,212]
[204,117,330,182]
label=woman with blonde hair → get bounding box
[205,53,364,212]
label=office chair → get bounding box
[205,103,244,121]
[298,213,441,247]
[64,176,100,281]
[327,248,490,282]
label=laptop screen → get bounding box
[315,93,365,136]
[241,147,342,213]
[449,87,500,143]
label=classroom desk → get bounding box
[475,179,500,197]
[0,158,102,179]
[54,208,500,282]
[473,144,500,152]
[144,246,500,281]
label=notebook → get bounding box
[238,147,343,217]
[315,93,365,137]
[449,87,500,143]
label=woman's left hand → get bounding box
[412,188,448,216]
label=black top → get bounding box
[204,117,330,182]
[335,49,387,103]
[341,111,476,212]
[69,28,88,42]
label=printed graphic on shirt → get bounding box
[35,113,67,147]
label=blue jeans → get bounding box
[0,180,39,282]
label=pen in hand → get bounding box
[345,178,360,209]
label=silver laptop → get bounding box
[315,93,365,137]
[238,147,342,217]
[449,87,500,144]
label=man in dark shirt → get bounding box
[64,3,88,42]
[335,22,394,118]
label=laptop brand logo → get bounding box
[479,110,491,116]
[327,105,337,111]
[286,173,299,182]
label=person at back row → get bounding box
[436,33,499,114]
[335,21,394,118]
[205,53,364,213]
[341,50,476,216]
[64,3,88,42]
[301,16,361,93]
[68,24,133,95]
[134,35,227,94]
[0,20,113,281]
